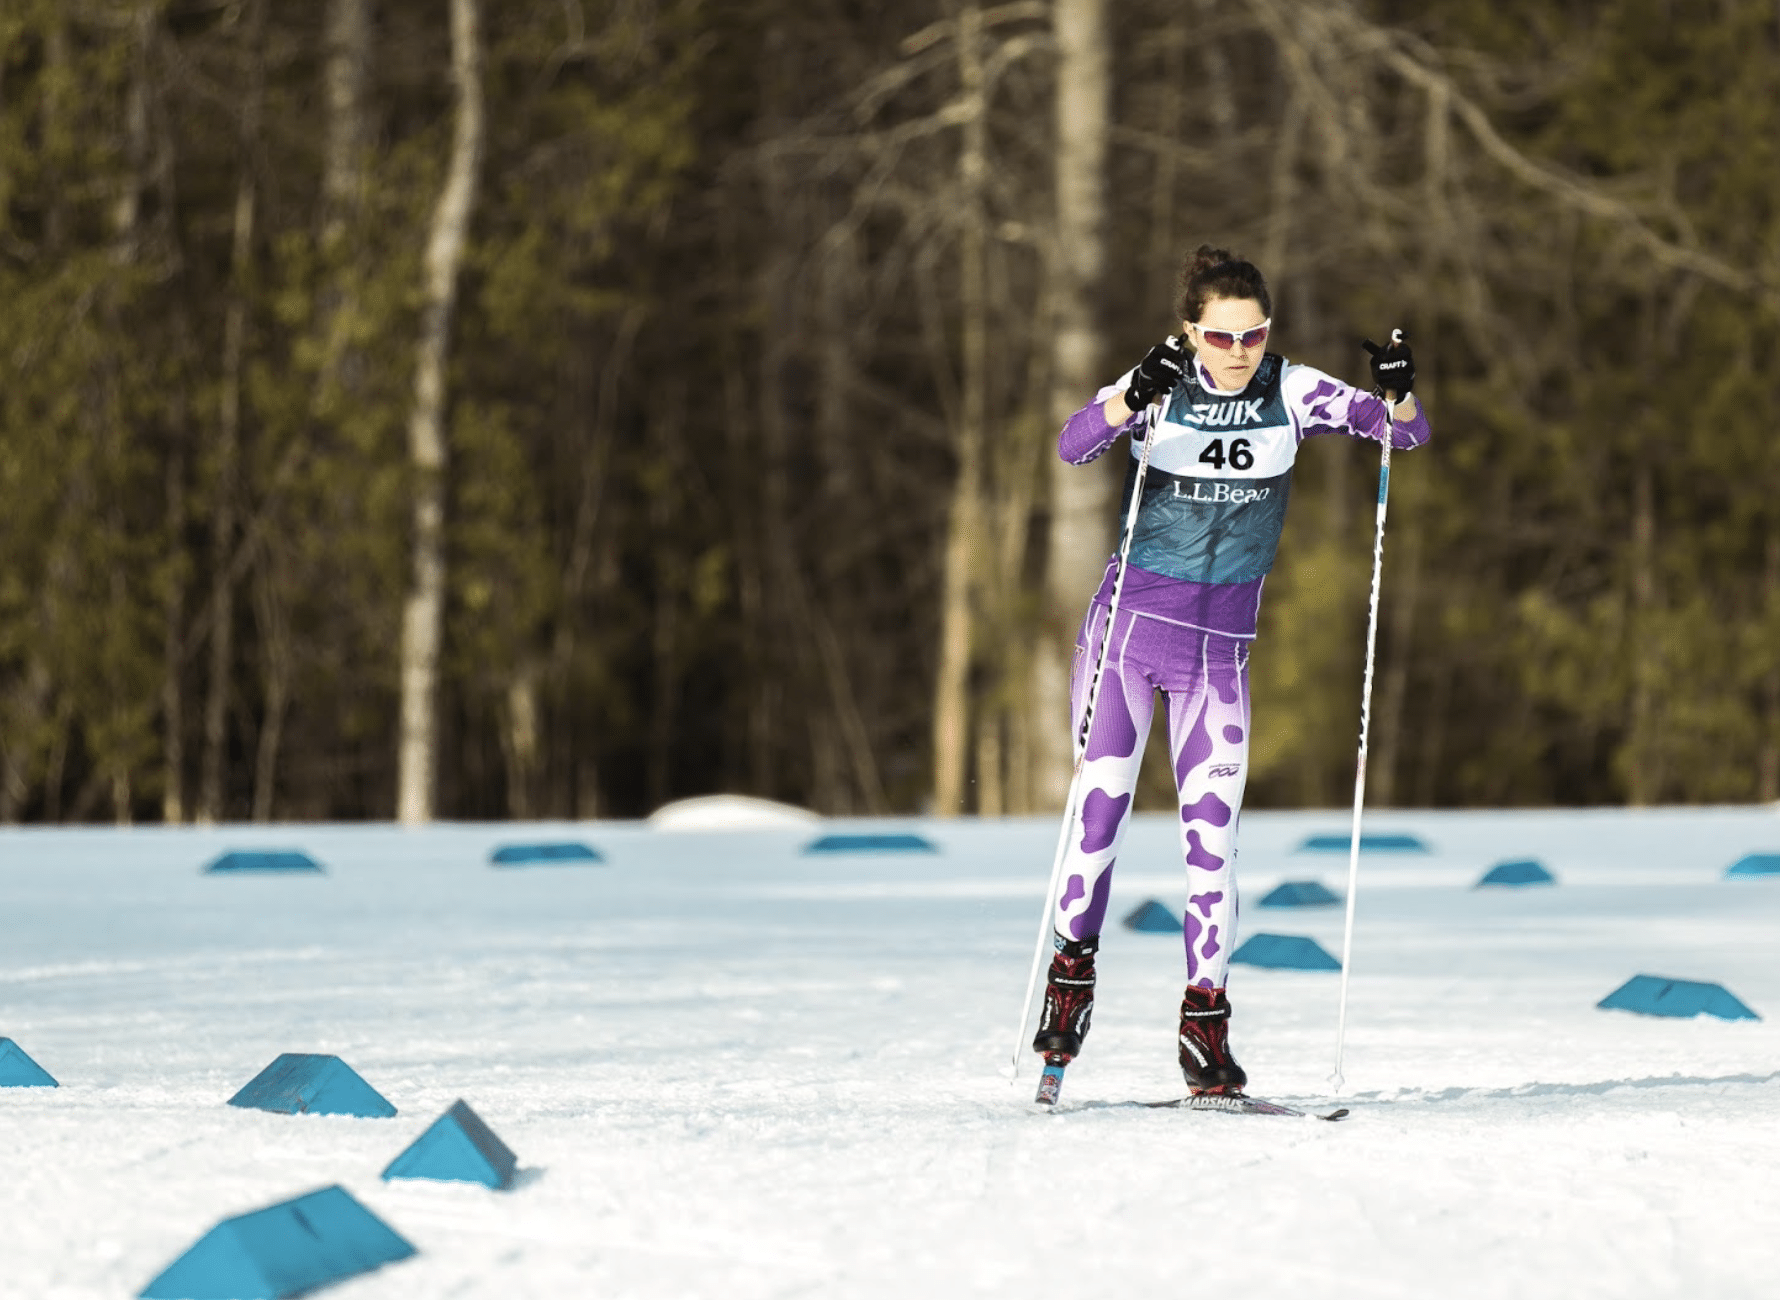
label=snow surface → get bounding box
[4,808,1780,1299]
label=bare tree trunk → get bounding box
[976,712,1004,816]
[1034,0,1112,809]
[198,166,253,822]
[315,0,371,413]
[1371,480,1420,807]
[502,665,540,818]
[1192,0,1239,153]
[647,403,683,810]
[397,0,484,824]
[322,0,370,249]
[251,545,290,821]
[1626,463,1658,805]
[2,15,72,822]
[105,2,156,827]
[160,305,193,823]
[1760,531,1779,802]
[548,304,641,816]
[752,138,801,805]
[43,17,68,252]
[1146,27,1185,322]
[199,0,265,823]
[931,3,992,817]
[1372,86,1445,807]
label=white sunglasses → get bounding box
[1189,319,1271,350]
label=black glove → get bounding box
[1362,330,1414,400]
[1123,337,1186,409]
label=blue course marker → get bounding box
[1726,853,1780,879]
[490,841,604,866]
[1597,975,1759,1021]
[1123,899,1182,933]
[0,1038,58,1087]
[382,1099,519,1190]
[1257,880,1341,908]
[139,1184,415,1299]
[1297,833,1429,853]
[1476,859,1556,887]
[1230,933,1342,971]
[804,833,937,855]
[228,1053,397,1118]
[203,850,324,874]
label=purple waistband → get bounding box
[1091,559,1264,638]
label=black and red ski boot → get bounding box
[1178,984,1247,1094]
[1032,934,1098,1060]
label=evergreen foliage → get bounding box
[1,0,1775,820]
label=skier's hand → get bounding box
[1123,337,1187,409]
[1362,330,1414,401]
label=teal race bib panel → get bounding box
[1119,354,1297,585]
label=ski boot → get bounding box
[1178,984,1247,1095]
[1032,933,1098,1062]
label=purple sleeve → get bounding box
[1058,376,1143,465]
[1284,362,1432,451]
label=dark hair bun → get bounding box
[1175,244,1272,324]
[1183,244,1237,282]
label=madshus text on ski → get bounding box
[1025,246,1428,1111]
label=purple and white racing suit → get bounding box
[1053,351,1431,988]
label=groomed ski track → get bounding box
[3,808,1778,1299]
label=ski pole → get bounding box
[1009,378,1166,1078]
[1331,331,1402,1092]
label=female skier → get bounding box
[1033,245,1429,1095]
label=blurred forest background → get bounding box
[2,0,1779,825]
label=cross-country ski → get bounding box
[1146,1095,1351,1121]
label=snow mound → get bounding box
[647,794,821,832]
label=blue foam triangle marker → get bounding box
[803,833,936,855]
[1122,899,1181,933]
[0,1037,58,1087]
[1726,853,1780,878]
[382,1099,519,1190]
[1597,975,1759,1021]
[228,1053,397,1117]
[1297,833,1429,853]
[1476,859,1555,887]
[139,1184,415,1299]
[1230,933,1342,971]
[1257,880,1341,908]
[490,841,603,866]
[203,850,324,874]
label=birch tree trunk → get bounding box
[1033,0,1111,809]
[397,0,484,824]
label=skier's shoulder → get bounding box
[1277,356,1350,401]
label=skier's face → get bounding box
[1185,296,1270,393]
